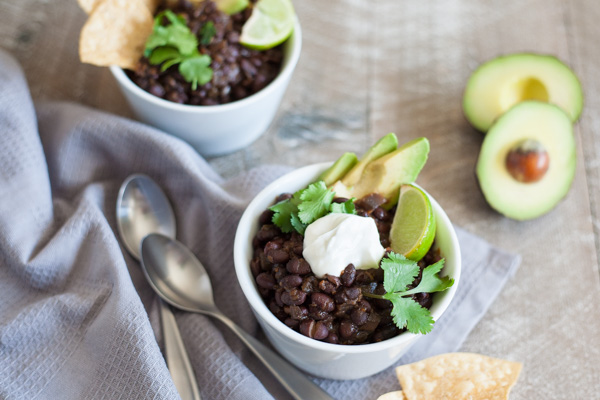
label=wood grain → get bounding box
[1,0,599,398]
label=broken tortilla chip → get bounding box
[78,0,159,14]
[79,0,158,69]
[77,0,104,14]
[377,391,406,400]
[395,353,522,400]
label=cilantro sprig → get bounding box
[269,181,356,235]
[365,252,454,335]
[144,10,214,89]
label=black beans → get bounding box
[341,264,356,287]
[280,274,302,289]
[252,191,438,345]
[267,249,290,264]
[351,308,369,326]
[339,320,357,339]
[256,273,276,290]
[281,289,307,306]
[311,293,335,312]
[299,320,329,340]
[287,258,311,275]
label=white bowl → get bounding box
[234,163,462,380]
[110,19,302,156]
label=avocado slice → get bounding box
[463,53,583,132]
[341,133,398,187]
[476,101,576,220]
[343,137,430,207]
[318,152,358,186]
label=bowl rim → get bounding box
[109,17,302,113]
[233,162,462,354]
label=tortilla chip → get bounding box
[79,0,155,69]
[78,0,159,14]
[77,0,104,14]
[377,391,406,400]
[395,353,522,400]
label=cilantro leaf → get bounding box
[380,252,420,293]
[145,10,198,56]
[330,198,357,215]
[385,294,435,334]
[148,47,182,71]
[297,181,335,224]
[401,259,454,296]
[269,199,298,233]
[200,21,216,45]
[290,212,306,235]
[179,55,213,90]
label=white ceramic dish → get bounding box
[110,19,302,156]
[234,162,462,380]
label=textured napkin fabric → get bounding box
[0,50,521,400]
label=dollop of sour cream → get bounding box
[302,213,386,278]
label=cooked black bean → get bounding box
[308,306,330,321]
[256,225,278,242]
[299,320,329,340]
[301,275,318,293]
[267,249,290,264]
[256,272,276,290]
[281,289,307,306]
[259,209,274,225]
[287,258,311,275]
[351,308,369,326]
[250,257,261,278]
[325,332,339,344]
[311,293,335,312]
[284,318,299,330]
[280,274,302,289]
[318,279,336,294]
[288,305,308,321]
[341,264,356,287]
[339,320,357,339]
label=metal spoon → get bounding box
[116,174,201,400]
[140,233,334,400]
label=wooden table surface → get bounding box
[2,0,600,398]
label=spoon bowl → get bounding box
[141,234,215,313]
[116,174,176,260]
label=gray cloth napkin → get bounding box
[0,49,521,400]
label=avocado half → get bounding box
[476,101,576,220]
[463,53,583,132]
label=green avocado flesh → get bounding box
[319,152,358,186]
[331,137,430,208]
[341,133,398,187]
[463,53,583,132]
[476,101,576,220]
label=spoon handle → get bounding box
[215,313,333,400]
[160,300,202,400]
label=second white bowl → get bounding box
[110,19,302,156]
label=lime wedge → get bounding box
[240,0,295,50]
[214,0,250,15]
[389,184,436,261]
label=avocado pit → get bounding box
[505,139,550,183]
